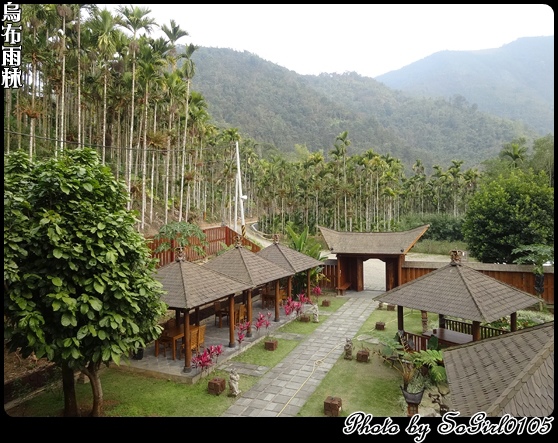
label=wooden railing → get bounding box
[443,319,508,340]
[401,319,509,352]
[147,226,261,268]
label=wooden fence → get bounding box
[318,258,554,306]
[401,261,554,306]
[147,231,554,307]
[147,226,261,268]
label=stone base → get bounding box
[324,396,342,417]
[299,314,310,322]
[387,304,396,311]
[375,322,385,330]
[208,377,226,395]
[321,300,331,307]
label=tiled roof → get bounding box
[154,259,252,310]
[318,225,429,255]
[376,262,540,322]
[203,244,293,286]
[256,241,323,273]
[444,321,554,417]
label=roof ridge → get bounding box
[457,264,491,320]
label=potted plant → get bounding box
[374,338,418,390]
[258,312,276,350]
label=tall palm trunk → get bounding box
[127,55,136,210]
[178,80,190,222]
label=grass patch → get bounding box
[6,367,263,417]
[297,306,429,417]
[232,337,300,366]
[297,354,405,417]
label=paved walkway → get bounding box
[220,290,381,417]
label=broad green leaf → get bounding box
[112,353,121,365]
[105,250,116,264]
[93,281,105,294]
[77,326,88,339]
[83,182,93,192]
[53,248,63,259]
[89,298,103,311]
[52,277,63,287]
[61,313,72,326]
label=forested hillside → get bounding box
[376,36,554,135]
[189,41,547,171]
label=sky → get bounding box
[95,4,554,78]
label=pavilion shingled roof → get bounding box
[318,224,429,255]
[375,261,540,323]
[203,243,293,287]
[154,255,252,310]
[256,238,323,273]
[444,321,554,417]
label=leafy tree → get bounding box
[4,148,167,417]
[152,221,208,257]
[512,244,554,310]
[462,169,554,264]
[284,222,327,293]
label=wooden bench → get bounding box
[336,282,350,295]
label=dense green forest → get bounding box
[3,5,554,239]
[189,43,550,171]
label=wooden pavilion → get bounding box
[375,251,541,351]
[203,239,293,344]
[153,247,252,372]
[256,234,324,300]
[318,224,430,293]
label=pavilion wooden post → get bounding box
[472,321,481,341]
[287,276,292,301]
[228,294,235,347]
[336,258,342,290]
[182,309,192,372]
[287,276,293,300]
[510,312,517,332]
[274,279,280,322]
[306,270,311,299]
[397,306,404,331]
[421,310,428,333]
[246,289,253,337]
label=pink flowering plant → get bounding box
[284,293,313,320]
[191,344,224,375]
[254,311,272,336]
[236,320,251,349]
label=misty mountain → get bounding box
[189,36,552,171]
[375,36,554,135]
